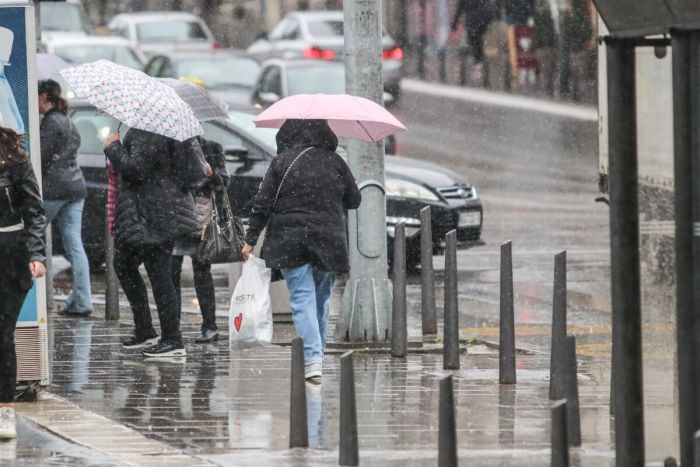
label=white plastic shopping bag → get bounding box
[229,255,273,349]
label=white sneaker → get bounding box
[0,407,17,440]
[305,362,322,380]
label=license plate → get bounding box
[458,211,481,228]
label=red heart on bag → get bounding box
[234,313,243,332]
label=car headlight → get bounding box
[385,178,439,201]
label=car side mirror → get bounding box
[224,146,250,162]
[258,91,281,106]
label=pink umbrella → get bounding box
[253,94,407,143]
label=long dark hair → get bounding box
[0,126,27,168]
[38,79,69,115]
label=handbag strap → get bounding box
[261,146,314,243]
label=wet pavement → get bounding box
[22,87,680,464]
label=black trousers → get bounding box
[171,255,217,332]
[0,240,31,403]
[114,242,182,345]
[467,26,488,64]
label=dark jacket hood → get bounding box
[276,119,338,154]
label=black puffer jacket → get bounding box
[40,109,86,201]
[245,120,361,272]
[104,129,208,246]
[0,159,47,284]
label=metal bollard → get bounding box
[551,400,570,467]
[499,241,516,384]
[443,230,460,370]
[339,352,359,466]
[563,336,581,447]
[289,337,308,448]
[420,207,437,335]
[104,215,119,321]
[695,431,700,467]
[664,457,678,467]
[549,251,567,400]
[45,228,54,311]
[392,223,407,358]
[438,375,457,467]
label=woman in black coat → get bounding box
[38,79,93,316]
[0,126,46,439]
[104,128,207,358]
[242,119,361,380]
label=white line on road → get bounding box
[402,79,599,122]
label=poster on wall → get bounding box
[0,5,44,325]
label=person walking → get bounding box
[104,128,207,358]
[171,136,230,344]
[38,79,93,316]
[241,120,361,380]
[0,126,46,439]
[451,0,499,84]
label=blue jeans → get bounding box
[44,199,93,313]
[280,264,336,365]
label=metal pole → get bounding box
[104,215,119,321]
[44,228,54,311]
[672,29,700,467]
[550,251,567,399]
[438,375,457,467]
[695,430,700,467]
[606,37,645,466]
[420,207,437,335]
[417,0,427,79]
[289,337,308,448]
[340,0,391,342]
[563,335,581,447]
[443,230,460,370]
[391,223,407,357]
[499,241,516,384]
[339,351,359,466]
[551,400,570,467]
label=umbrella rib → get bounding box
[357,120,377,143]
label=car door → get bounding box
[252,64,283,108]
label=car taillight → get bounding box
[212,42,221,50]
[382,47,403,60]
[303,47,336,60]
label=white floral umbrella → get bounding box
[60,60,202,142]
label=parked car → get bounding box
[62,102,482,269]
[143,51,260,108]
[251,59,397,153]
[107,12,217,57]
[40,0,92,37]
[247,11,403,102]
[45,35,146,70]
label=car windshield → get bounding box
[307,20,344,37]
[227,111,279,152]
[136,21,208,43]
[176,58,259,90]
[40,4,91,33]
[287,66,345,95]
[54,45,143,69]
[70,109,123,154]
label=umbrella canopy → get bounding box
[253,94,407,143]
[60,60,202,142]
[158,78,228,122]
[36,53,70,81]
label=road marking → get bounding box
[402,78,599,122]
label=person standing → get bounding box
[0,126,46,439]
[104,128,206,358]
[171,136,230,344]
[38,79,93,316]
[241,120,361,380]
[451,0,499,84]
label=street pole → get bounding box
[606,37,645,467]
[671,29,700,467]
[339,0,391,342]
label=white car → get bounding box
[44,35,146,70]
[107,12,217,57]
[39,0,92,50]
